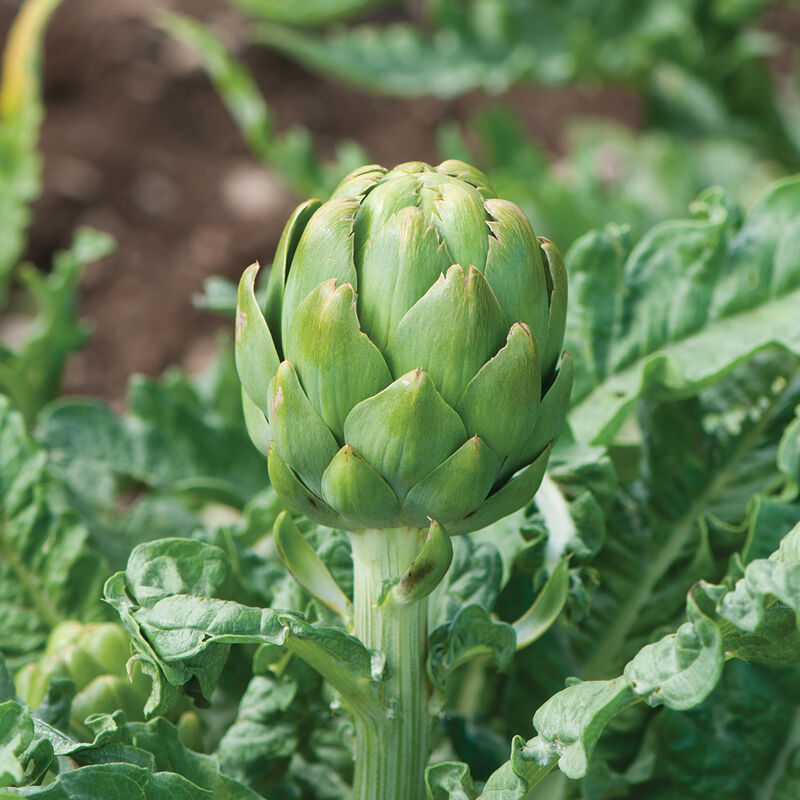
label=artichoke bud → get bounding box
[16,623,147,724]
[236,160,572,534]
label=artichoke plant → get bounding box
[236,159,572,535]
[236,158,572,800]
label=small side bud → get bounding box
[387,520,453,606]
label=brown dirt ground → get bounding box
[1,0,652,403]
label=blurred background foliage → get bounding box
[2,0,798,400]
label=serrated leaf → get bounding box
[430,537,504,630]
[38,369,266,507]
[427,605,515,690]
[0,229,114,423]
[104,538,383,724]
[8,763,213,799]
[254,21,537,99]
[567,177,800,446]
[0,397,108,669]
[425,761,478,800]
[624,661,800,800]
[696,523,800,666]
[573,354,800,680]
[624,601,723,710]
[484,523,800,788]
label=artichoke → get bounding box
[236,160,572,534]
[15,621,203,748]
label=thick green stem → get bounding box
[349,528,430,800]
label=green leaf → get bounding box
[574,353,800,680]
[425,761,478,800]
[38,369,266,507]
[623,600,723,711]
[528,677,638,780]
[0,397,108,669]
[127,716,262,799]
[216,676,299,790]
[489,523,800,787]
[0,229,115,423]
[696,523,800,667]
[193,275,237,316]
[623,661,800,800]
[451,107,782,255]
[105,538,383,725]
[249,2,800,169]
[478,734,560,799]
[427,605,515,690]
[253,21,537,99]
[231,0,398,26]
[430,536,503,629]
[8,763,213,799]
[567,177,800,446]
[740,494,800,564]
[0,701,36,788]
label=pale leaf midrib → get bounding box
[582,384,786,679]
[757,703,800,800]
[570,286,800,444]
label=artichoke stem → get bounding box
[349,527,431,800]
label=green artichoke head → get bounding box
[236,160,572,535]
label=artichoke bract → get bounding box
[236,160,572,535]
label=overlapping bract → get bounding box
[236,160,572,533]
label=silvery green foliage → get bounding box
[3,176,800,797]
